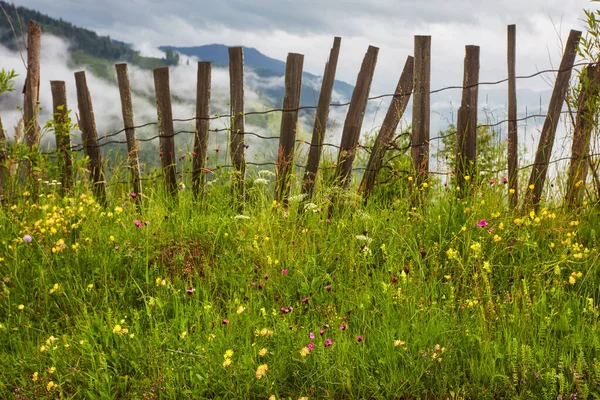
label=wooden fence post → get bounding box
[74,71,107,206]
[23,21,41,186]
[50,81,73,194]
[527,29,581,208]
[507,24,518,208]
[275,53,304,206]
[333,45,379,188]
[412,36,431,191]
[153,67,178,197]
[229,47,246,206]
[566,63,600,208]
[359,55,414,200]
[192,61,211,197]
[456,45,480,194]
[301,37,341,199]
[116,64,142,205]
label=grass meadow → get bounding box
[0,161,599,400]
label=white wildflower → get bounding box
[254,178,269,185]
[288,194,307,202]
[304,202,320,213]
[234,215,251,220]
[258,170,276,178]
[355,235,373,244]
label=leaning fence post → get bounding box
[192,62,211,197]
[301,37,341,199]
[74,71,107,206]
[116,64,142,205]
[153,67,178,197]
[566,63,600,208]
[412,36,431,194]
[527,29,581,208]
[50,81,73,194]
[229,47,246,207]
[507,24,519,208]
[23,21,41,187]
[275,53,304,206]
[456,45,480,194]
[359,55,414,200]
[333,45,379,188]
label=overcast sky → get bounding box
[17,0,593,95]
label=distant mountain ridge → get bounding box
[160,44,355,107]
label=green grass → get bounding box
[1,163,600,399]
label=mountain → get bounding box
[160,44,355,107]
[0,0,176,72]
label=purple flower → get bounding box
[309,332,315,339]
[489,179,496,184]
[339,324,346,331]
[307,343,315,350]
[22,235,32,243]
[325,219,331,224]
[477,219,488,228]
[264,274,269,280]
[502,177,508,184]
[186,288,195,295]
[319,329,325,335]
[134,220,143,228]
[222,319,229,325]
[130,192,137,198]
[145,221,150,226]
[324,338,333,347]
[251,282,256,287]
[282,269,289,275]
[356,335,363,342]
[325,285,331,292]
[301,297,309,303]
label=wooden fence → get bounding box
[9,21,600,211]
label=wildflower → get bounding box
[309,332,315,339]
[187,288,195,295]
[324,338,333,347]
[222,358,232,368]
[339,324,346,331]
[282,269,289,275]
[529,184,535,190]
[464,175,470,181]
[325,285,332,292]
[493,235,502,242]
[393,340,406,348]
[237,305,246,314]
[319,329,325,335]
[113,324,123,334]
[233,214,251,220]
[299,347,311,357]
[356,335,364,342]
[18,304,24,310]
[49,283,60,294]
[179,183,186,190]
[259,348,268,357]
[325,219,331,224]
[301,297,309,303]
[509,188,515,194]
[307,343,315,351]
[32,372,38,381]
[476,219,488,228]
[355,235,373,244]
[23,234,32,243]
[46,381,56,391]
[134,220,143,228]
[47,366,56,375]
[223,319,229,325]
[489,179,496,184]
[224,349,234,358]
[256,364,268,379]
[502,177,508,184]
[254,178,269,185]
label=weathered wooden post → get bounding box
[275,53,304,206]
[153,67,178,197]
[566,63,600,208]
[359,55,414,200]
[116,64,143,205]
[333,45,379,188]
[527,29,581,208]
[301,37,341,198]
[192,62,211,197]
[229,47,246,207]
[23,21,41,188]
[507,24,519,208]
[50,81,73,194]
[412,36,431,196]
[74,71,107,206]
[456,45,480,194]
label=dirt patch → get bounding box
[152,238,213,279]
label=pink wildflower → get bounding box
[477,219,488,228]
